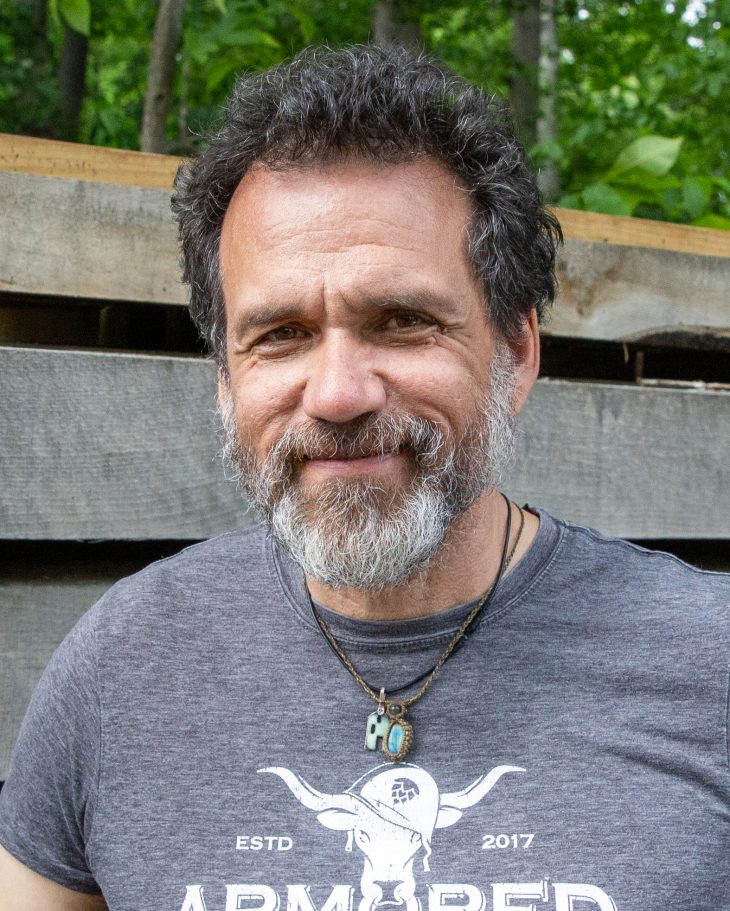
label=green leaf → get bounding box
[581,183,633,217]
[211,0,227,13]
[205,58,238,92]
[59,0,91,36]
[557,193,583,210]
[217,28,281,51]
[711,176,730,195]
[661,188,682,216]
[530,139,563,162]
[608,187,647,212]
[607,136,683,180]
[681,177,710,220]
[289,6,317,43]
[610,172,681,193]
[691,214,730,230]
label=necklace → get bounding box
[310,495,525,762]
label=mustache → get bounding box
[265,412,444,474]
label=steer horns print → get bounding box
[258,763,525,911]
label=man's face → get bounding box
[218,159,535,589]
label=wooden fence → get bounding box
[1,132,728,778]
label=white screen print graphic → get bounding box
[259,763,524,911]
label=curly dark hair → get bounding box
[171,44,561,367]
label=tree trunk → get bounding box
[141,0,187,153]
[536,0,560,200]
[372,0,420,48]
[57,23,88,141]
[510,0,540,151]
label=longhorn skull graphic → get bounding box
[259,763,524,911]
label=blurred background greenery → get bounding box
[1,0,727,226]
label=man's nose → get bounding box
[301,333,386,423]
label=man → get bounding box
[0,45,728,911]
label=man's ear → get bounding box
[508,309,540,416]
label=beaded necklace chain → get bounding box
[310,496,525,761]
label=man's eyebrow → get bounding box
[230,290,463,339]
[230,304,304,339]
[356,290,463,316]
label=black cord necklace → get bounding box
[309,493,523,761]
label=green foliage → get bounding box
[607,136,683,180]
[0,0,59,138]
[553,0,728,225]
[420,1,512,97]
[561,133,730,226]
[0,0,727,227]
[82,1,159,149]
[50,0,91,36]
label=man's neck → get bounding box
[305,490,540,621]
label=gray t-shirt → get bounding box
[1,510,728,911]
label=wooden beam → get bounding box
[0,347,249,540]
[553,207,730,260]
[506,379,730,538]
[0,132,179,190]
[548,239,729,343]
[1,347,727,540]
[1,171,727,347]
[1,133,728,258]
[0,171,186,304]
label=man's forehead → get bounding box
[222,157,472,236]
[217,154,490,351]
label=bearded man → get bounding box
[0,45,728,911]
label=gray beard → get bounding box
[219,346,518,591]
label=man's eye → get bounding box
[384,312,433,331]
[258,326,304,344]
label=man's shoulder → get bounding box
[117,521,269,585]
[550,511,729,614]
[86,522,276,632]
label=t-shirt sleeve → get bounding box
[0,608,102,893]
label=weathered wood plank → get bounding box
[548,239,730,343]
[506,379,729,538]
[0,347,727,539]
[2,132,728,257]
[553,206,730,259]
[0,348,250,540]
[0,132,180,190]
[1,172,727,344]
[0,172,186,304]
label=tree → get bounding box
[372,0,421,47]
[536,0,559,199]
[57,22,88,140]
[510,0,540,151]
[141,0,187,153]
[0,0,726,226]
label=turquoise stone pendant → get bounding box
[364,695,414,762]
[365,710,391,751]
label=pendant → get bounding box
[365,692,414,762]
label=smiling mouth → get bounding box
[300,450,403,474]
[303,443,404,462]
